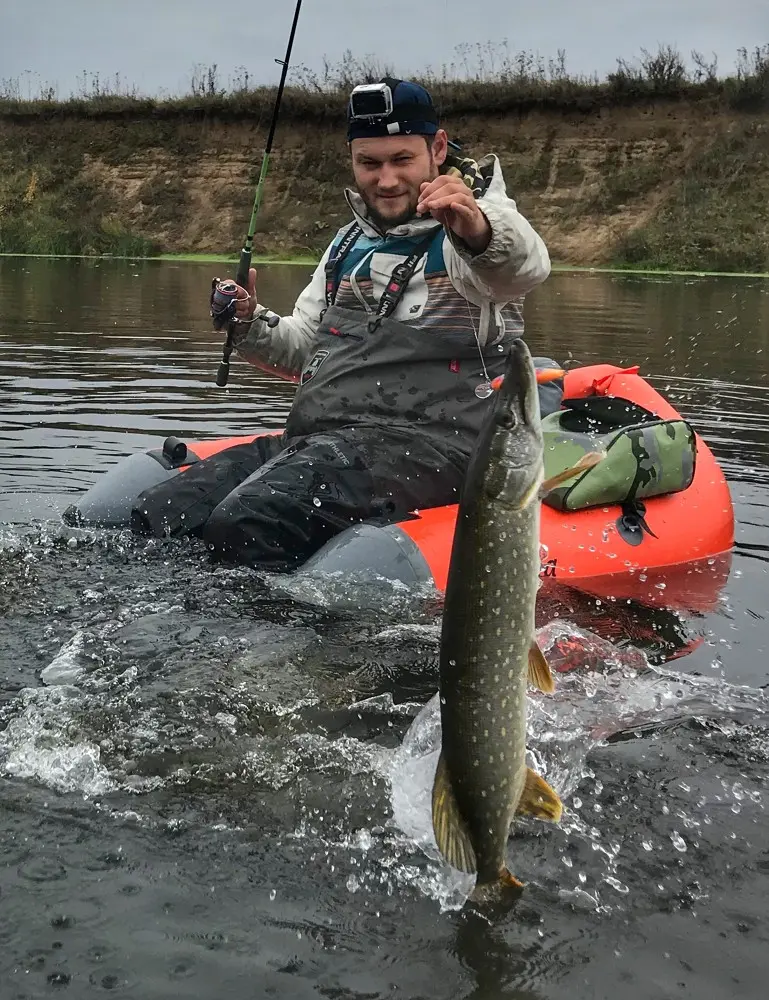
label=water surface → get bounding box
[1,257,768,999]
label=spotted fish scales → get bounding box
[432,338,597,903]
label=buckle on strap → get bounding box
[376,229,438,320]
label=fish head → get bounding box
[485,339,544,509]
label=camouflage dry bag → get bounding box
[542,395,697,512]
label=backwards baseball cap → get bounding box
[346,77,439,142]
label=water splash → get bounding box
[0,686,115,798]
[40,630,90,686]
[385,650,768,910]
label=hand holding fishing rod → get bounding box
[210,0,303,387]
[210,266,280,387]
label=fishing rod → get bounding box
[210,0,303,387]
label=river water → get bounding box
[1,256,768,998]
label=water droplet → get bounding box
[355,829,372,851]
[269,889,276,901]
[312,497,321,507]
[671,831,687,852]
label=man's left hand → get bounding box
[417,176,492,255]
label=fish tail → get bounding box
[468,868,525,910]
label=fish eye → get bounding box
[498,411,516,430]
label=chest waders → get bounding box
[131,225,516,571]
[285,224,515,451]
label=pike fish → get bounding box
[432,338,600,904]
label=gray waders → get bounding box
[131,224,559,570]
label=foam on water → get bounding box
[40,630,89,686]
[1,686,115,798]
[264,566,438,614]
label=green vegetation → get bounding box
[1,42,767,121]
[0,163,157,257]
[0,43,767,269]
[613,121,769,273]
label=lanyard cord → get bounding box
[445,229,494,398]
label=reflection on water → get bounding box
[1,257,769,999]
[1,259,768,517]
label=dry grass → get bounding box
[0,43,767,121]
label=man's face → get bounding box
[350,132,447,231]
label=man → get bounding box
[131,77,551,570]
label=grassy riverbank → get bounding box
[0,43,767,272]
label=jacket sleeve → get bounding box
[444,154,551,303]
[231,244,332,382]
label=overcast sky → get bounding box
[1,0,766,99]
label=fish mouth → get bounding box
[493,339,540,432]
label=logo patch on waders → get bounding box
[301,349,330,385]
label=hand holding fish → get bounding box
[417,176,492,254]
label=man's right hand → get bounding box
[234,267,257,322]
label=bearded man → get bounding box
[131,77,552,571]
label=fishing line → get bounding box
[445,229,494,398]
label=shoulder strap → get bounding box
[324,224,363,308]
[375,227,440,320]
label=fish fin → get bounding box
[431,753,477,874]
[528,640,555,693]
[515,768,563,823]
[467,867,525,909]
[539,451,605,498]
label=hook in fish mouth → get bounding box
[490,368,565,392]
